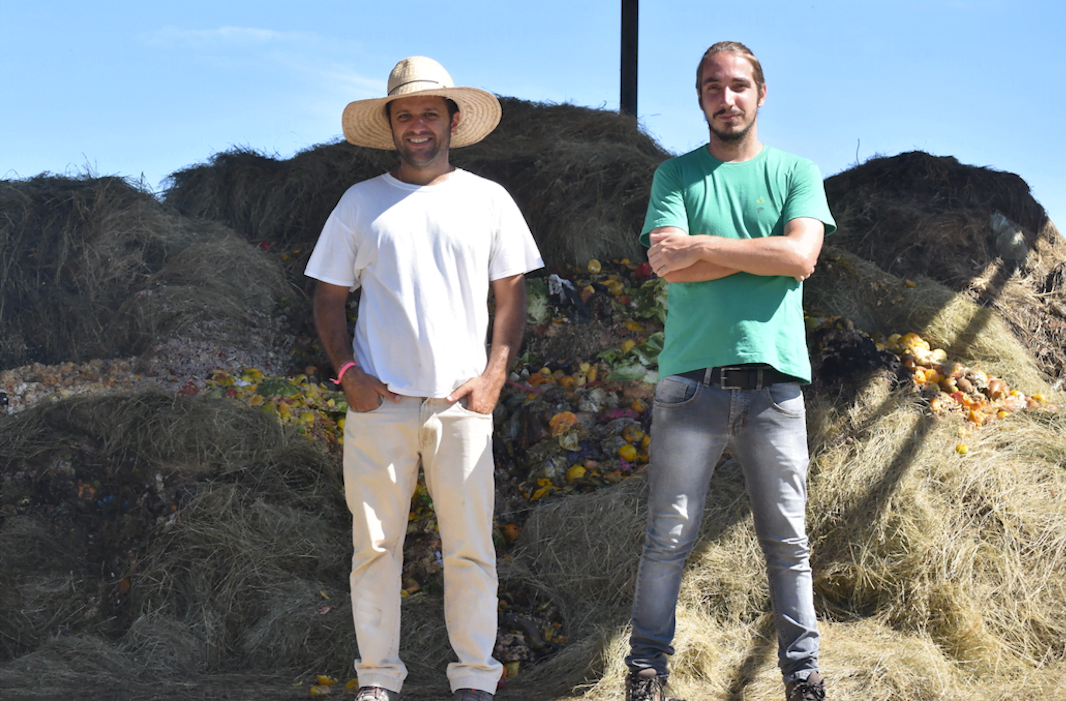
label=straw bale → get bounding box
[0,174,291,370]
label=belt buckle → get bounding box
[718,366,751,390]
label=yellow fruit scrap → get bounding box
[625,320,645,332]
[308,684,331,697]
[316,676,337,686]
[587,259,602,274]
[565,464,587,482]
[956,443,969,455]
[530,478,559,501]
[617,444,638,462]
[344,679,360,693]
[620,339,636,353]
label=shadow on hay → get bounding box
[0,390,355,688]
[0,174,292,370]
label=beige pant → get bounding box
[342,395,502,694]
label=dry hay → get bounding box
[0,174,291,370]
[0,389,516,698]
[805,247,1052,396]
[502,380,1066,700]
[163,98,667,275]
[0,390,358,694]
[824,151,1066,385]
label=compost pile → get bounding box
[2,101,1066,701]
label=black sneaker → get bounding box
[453,689,493,701]
[625,668,665,701]
[785,671,825,701]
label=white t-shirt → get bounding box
[304,169,543,398]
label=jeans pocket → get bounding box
[654,375,699,407]
[455,396,493,417]
[765,382,805,417]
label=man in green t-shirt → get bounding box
[624,42,836,701]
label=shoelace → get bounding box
[787,678,825,701]
[629,675,663,701]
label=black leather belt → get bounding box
[677,365,796,390]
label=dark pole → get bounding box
[620,0,638,116]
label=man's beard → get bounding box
[708,110,756,143]
[394,131,451,168]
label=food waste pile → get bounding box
[0,257,1058,687]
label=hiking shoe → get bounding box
[453,689,493,701]
[625,668,665,701]
[785,671,825,701]
[354,687,399,701]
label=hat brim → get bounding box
[342,87,501,150]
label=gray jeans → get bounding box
[626,373,820,683]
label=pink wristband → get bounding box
[331,361,357,385]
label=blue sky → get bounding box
[2,1,1063,234]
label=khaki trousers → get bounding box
[342,395,502,693]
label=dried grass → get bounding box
[164,98,668,273]
[0,174,290,370]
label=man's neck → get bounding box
[707,130,763,163]
[392,161,456,187]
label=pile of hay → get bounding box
[0,175,291,371]
[0,390,356,694]
[2,103,1065,701]
[164,98,667,274]
[824,151,1066,386]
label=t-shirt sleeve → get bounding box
[488,186,544,281]
[304,196,361,289]
[640,160,690,247]
[783,160,837,236]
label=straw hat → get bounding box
[342,56,502,150]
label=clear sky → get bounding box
[2,1,1063,234]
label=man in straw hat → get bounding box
[305,56,543,701]
[623,42,835,701]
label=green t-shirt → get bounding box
[641,144,837,383]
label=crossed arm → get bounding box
[313,274,527,415]
[647,216,825,283]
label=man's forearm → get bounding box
[313,282,356,371]
[483,275,527,388]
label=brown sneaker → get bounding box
[453,689,492,701]
[785,671,825,701]
[625,668,665,701]
[354,687,399,701]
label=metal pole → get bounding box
[620,0,638,116]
